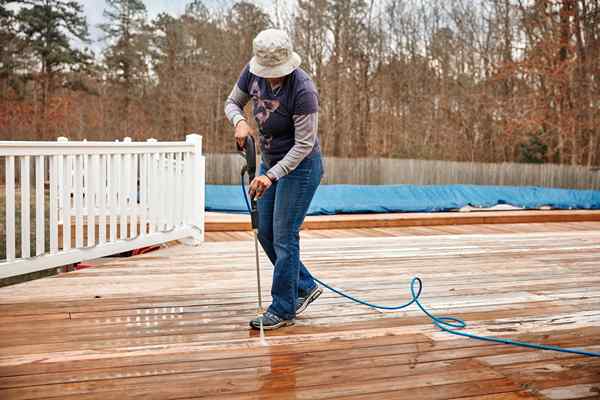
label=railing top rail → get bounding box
[0,141,198,156]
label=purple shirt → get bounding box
[236,64,320,167]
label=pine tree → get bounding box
[12,0,91,135]
[99,0,149,136]
[0,1,20,80]
[185,0,209,20]
[100,0,147,85]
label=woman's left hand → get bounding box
[249,175,272,199]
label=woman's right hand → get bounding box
[235,120,252,150]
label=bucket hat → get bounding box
[249,29,302,78]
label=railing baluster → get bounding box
[146,139,157,235]
[75,155,83,248]
[5,156,16,261]
[175,153,181,226]
[161,153,167,230]
[183,152,191,227]
[178,152,185,226]
[20,156,31,259]
[166,153,172,230]
[174,152,182,226]
[130,153,138,238]
[62,155,71,251]
[155,153,162,232]
[98,154,106,244]
[123,150,130,238]
[119,153,127,239]
[149,152,158,234]
[163,153,175,229]
[109,154,117,242]
[87,154,97,247]
[172,153,177,227]
[35,155,45,256]
[147,154,154,234]
[172,153,178,227]
[49,155,58,254]
[57,137,67,213]
[158,152,165,231]
[171,153,176,228]
[140,153,147,237]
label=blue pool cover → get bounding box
[206,184,600,215]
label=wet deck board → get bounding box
[0,222,599,399]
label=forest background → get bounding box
[0,0,598,166]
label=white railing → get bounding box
[0,134,205,280]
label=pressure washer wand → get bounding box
[238,136,264,313]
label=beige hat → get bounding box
[249,29,302,78]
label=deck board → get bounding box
[0,222,599,399]
[205,210,600,232]
[206,222,600,242]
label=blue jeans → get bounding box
[257,153,323,320]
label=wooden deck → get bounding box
[1,221,600,399]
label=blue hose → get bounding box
[241,176,600,357]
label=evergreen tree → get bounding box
[185,0,209,20]
[99,0,149,135]
[100,0,148,86]
[0,1,20,82]
[11,0,91,134]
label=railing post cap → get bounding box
[186,133,202,144]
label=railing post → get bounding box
[186,133,204,243]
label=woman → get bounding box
[224,28,323,330]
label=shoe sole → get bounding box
[250,319,294,330]
[296,287,323,315]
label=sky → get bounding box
[6,0,286,51]
[81,0,277,47]
[81,0,221,46]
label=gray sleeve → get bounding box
[224,84,251,127]
[267,113,319,180]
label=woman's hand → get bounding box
[235,120,252,150]
[249,175,272,200]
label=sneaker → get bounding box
[296,286,323,315]
[250,311,294,330]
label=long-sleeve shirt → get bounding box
[224,64,321,180]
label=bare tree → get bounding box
[0,0,598,166]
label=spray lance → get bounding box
[237,135,267,340]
